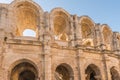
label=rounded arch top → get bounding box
[9,0,44,13]
[85,64,102,80]
[55,63,74,80]
[9,0,44,37]
[9,59,39,74]
[79,16,95,39]
[50,8,71,41]
[110,66,120,80]
[50,7,71,19]
[110,66,119,73]
[101,24,113,42]
[116,32,120,38]
[9,59,39,80]
[101,24,113,34]
[101,24,113,50]
[85,64,101,74]
[79,16,95,27]
[56,63,74,75]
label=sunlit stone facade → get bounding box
[0,0,120,80]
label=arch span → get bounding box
[101,24,113,50]
[9,0,43,12]
[55,63,74,80]
[110,67,120,80]
[79,16,95,39]
[9,59,39,80]
[9,0,43,37]
[50,8,71,41]
[85,64,101,80]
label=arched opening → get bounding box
[19,70,35,80]
[110,67,120,80]
[85,42,91,46]
[80,17,94,39]
[23,29,36,37]
[52,10,70,41]
[55,63,74,80]
[81,24,92,38]
[59,33,68,41]
[80,17,94,47]
[82,39,93,47]
[14,1,40,37]
[102,25,112,50]
[10,62,38,80]
[85,64,101,80]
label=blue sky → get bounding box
[1,0,120,32]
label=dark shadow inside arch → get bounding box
[55,63,74,80]
[10,62,38,80]
[19,70,35,80]
[85,64,101,80]
[110,67,120,80]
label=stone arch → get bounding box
[9,59,39,80]
[110,67,120,80]
[79,16,95,39]
[101,24,113,50]
[85,64,101,80]
[50,8,71,41]
[82,39,94,46]
[9,0,43,37]
[54,63,74,80]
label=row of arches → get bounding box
[10,59,120,80]
[1,0,119,50]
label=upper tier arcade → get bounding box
[0,0,120,52]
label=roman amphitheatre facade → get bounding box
[0,0,120,80]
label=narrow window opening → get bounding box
[23,29,36,37]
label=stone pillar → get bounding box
[44,12,50,32]
[44,45,51,80]
[0,8,7,28]
[98,25,106,50]
[38,11,44,41]
[0,8,13,38]
[69,15,81,47]
[98,25,109,80]
[101,54,109,80]
[112,32,120,51]
[68,15,75,47]
[74,15,82,42]
[6,7,17,38]
[68,15,82,80]
[38,11,52,80]
[94,24,101,49]
[40,28,52,80]
[119,57,120,75]
[75,49,83,80]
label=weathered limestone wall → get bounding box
[0,0,120,80]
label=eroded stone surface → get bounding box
[0,0,120,80]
